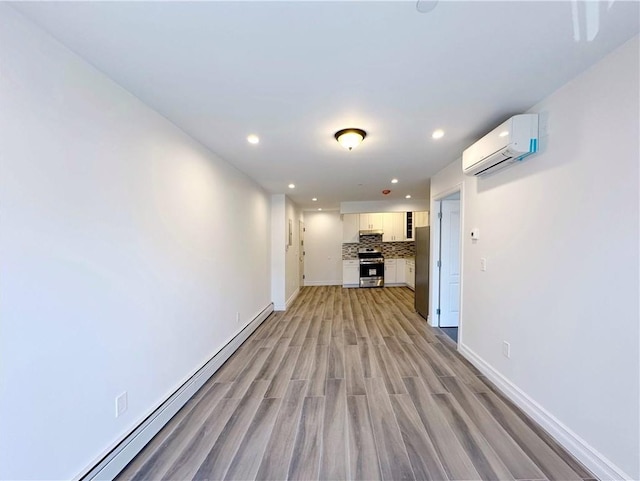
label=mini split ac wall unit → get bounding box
[462,114,539,176]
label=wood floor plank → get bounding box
[192,380,270,480]
[117,287,591,481]
[403,377,481,480]
[215,339,264,382]
[432,341,489,393]
[389,393,449,481]
[255,339,289,381]
[319,379,348,480]
[440,376,545,480]
[255,380,308,481]
[476,392,583,481]
[291,337,316,380]
[409,336,456,377]
[317,319,332,346]
[383,337,419,377]
[224,348,272,399]
[307,314,323,339]
[288,396,324,480]
[480,381,594,479]
[323,287,335,320]
[160,397,241,481]
[121,382,231,481]
[345,345,367,395]
[264,346,302,399]
[224,397,282,480]
[403,343,448,394]
[358,336,382,378]
[347,395,382,481]
[373,344,407,394]
[260,318,291,348]
[327,335,345,379]
[365,377,415,481]
[289,318,311,347]
[350,293,369,339]
[433,393,515,480]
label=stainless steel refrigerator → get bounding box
[414,226,430,319]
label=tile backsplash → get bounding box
[343,234,415,260]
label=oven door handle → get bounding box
[360,259,384,264]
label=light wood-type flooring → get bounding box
[117,286,595,481]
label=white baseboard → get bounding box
[304,280,342,286]
[80,303,274,481]
[458,343,632,481]
[285,287,300,310]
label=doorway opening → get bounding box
[435,191,461,344]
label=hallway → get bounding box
[117,286,593,481]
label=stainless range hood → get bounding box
[359,230,384,236]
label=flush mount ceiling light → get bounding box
[247,134,260,144]
[391,178,399,184]
[432,129,445,139]
[334,128,367,151]
[288,183,295,189]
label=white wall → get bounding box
[285,197,303,305]
[303,211,343,285]
[0,5,272,480]
[271,194,302,310]
[432,36,639,479]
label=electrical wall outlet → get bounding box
[480,257,487,271]
[502,341,511,359]
[115,392,128,418]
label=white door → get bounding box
[439,199,460,327]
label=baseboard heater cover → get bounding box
[78,303,274,481]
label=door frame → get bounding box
[429,184,465,344]
[299,220,305,287]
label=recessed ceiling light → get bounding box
[312,197,318,201]
[391,178,398,184]
[405,194,412,199]
[288,183,295,189]
[318,208,322,211]
[432,129,445,139]
[247,134,260,144]
[499,130,509,137]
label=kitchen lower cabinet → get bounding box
[343,260,359,287]
[405,259,415,290]
[396,259,406,284]
[384,258,397,284]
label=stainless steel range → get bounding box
[358,247,384,288]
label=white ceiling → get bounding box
[11,1,639,210]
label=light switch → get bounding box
[480,258,487,271]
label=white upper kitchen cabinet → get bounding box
[382,212,405,242]
[342,213,359,243]
[415,211,429,228]
[405,211,428,240]
[359,213,383,231]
